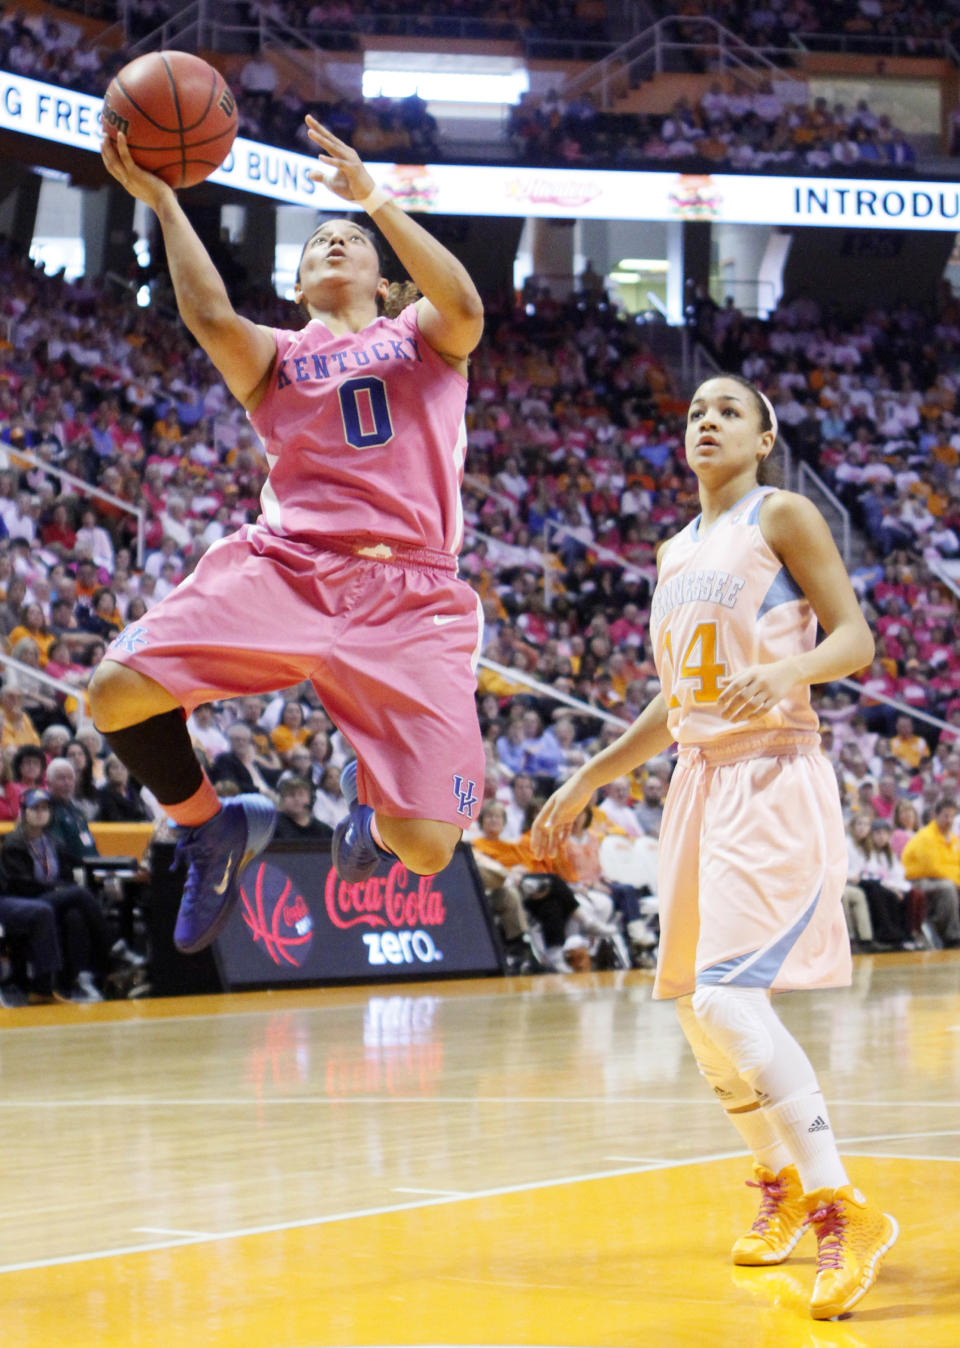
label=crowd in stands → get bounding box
[1,208,960,986]
[47,0,611,49]
[508,82,917,171]
[0,5,923,173]
[669,0,960,57]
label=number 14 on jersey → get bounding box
[663,621,726,707]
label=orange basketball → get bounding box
[102,51,238,189]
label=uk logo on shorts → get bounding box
[111,624,150,654]
[452,774,478,819]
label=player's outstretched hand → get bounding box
[529,772,595,860]
[101,132,175,212]
[716,659,799,722]
[304,116,376,203]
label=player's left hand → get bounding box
[304,116,376,202]
[716,660,800,722]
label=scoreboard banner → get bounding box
[213,841,503,988]
[2,68,959,229]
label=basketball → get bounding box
[102,51,237,190]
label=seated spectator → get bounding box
[211,723,282,801]
[0,682,40,751]
[45,756,99,861]
[96,754,150,823]
[596,776,643,837]
[468,800,537,964]
[7,602,55,665]
[41,724,71,762]
[496,716,529,777]
[10,743,46,812]
[889,714,931,771]
[305,728,335,787]
[0,880,80,1004]
[842,818,875,952]
[49,597,100,655]
[233,695,283,769]
[8,636,60,731]
[890,797,920,857]
[77,586,123,642]
[470,799,577,971]
[633,768,666,837]
[270,698,311,757]
[846,813,914,949]
[547,715,590,781]
[901,797,960,948]
[74,506,115,573]
[502,771,537,841]
[312,761,347,830]
[0,787,109,1001]
[187,702,230,764]
[64,739,101,818]
[0,750,21,821]
[273,775,333,842]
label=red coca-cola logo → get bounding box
[241,862,314,967]
[324,861,446,930]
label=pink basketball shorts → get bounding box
[105,525,485,829]
[653,732,851,1001]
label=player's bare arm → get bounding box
[101,131,277,408]
[531,536,679,855]
[305,117,483,367]
[530,694,672,857]
[716,490,875,722]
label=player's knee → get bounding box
[691,984,775,1080]
[87,659,125,724]
[88,660,178,732]
[384,819,459,877]
[677,992,756,1108]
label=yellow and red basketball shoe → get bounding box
[732,1163,808,1265]
[805,1184,898,1320]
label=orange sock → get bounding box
[165,774,221,828]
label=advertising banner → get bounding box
[213,841,503,988]
[2,68,959,230]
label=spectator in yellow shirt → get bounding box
[901,797,960,947]
[269,699,311,758]
[890,714,930,771]
[0,682,40,751]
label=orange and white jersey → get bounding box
[650,486,819,746]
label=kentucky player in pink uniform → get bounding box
[531,374,897,1321]
[92,118,485,953]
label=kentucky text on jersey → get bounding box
[275,336,423,388]
[650,569,746,625]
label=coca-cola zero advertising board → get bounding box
[213,841,503,988]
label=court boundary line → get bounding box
[1,1144,954,1277]
[0,1093,957,1108]
[0,1147,746,1274]
[4,957,953,1034]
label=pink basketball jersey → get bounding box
[650,486,819,745]
[247,303,468,554]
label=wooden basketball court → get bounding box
[2,953,958,1346]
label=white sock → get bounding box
[765,1091,849,1194]
[726,1105,793,1174]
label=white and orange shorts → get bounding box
[653,732,851,1001]
[104,525,485,829]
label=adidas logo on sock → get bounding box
[807,1115,830,1134]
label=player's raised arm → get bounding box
[530,694,673,857]
[305,117,483,363]
[101,132,277,408]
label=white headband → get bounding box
[757,389,778,440]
